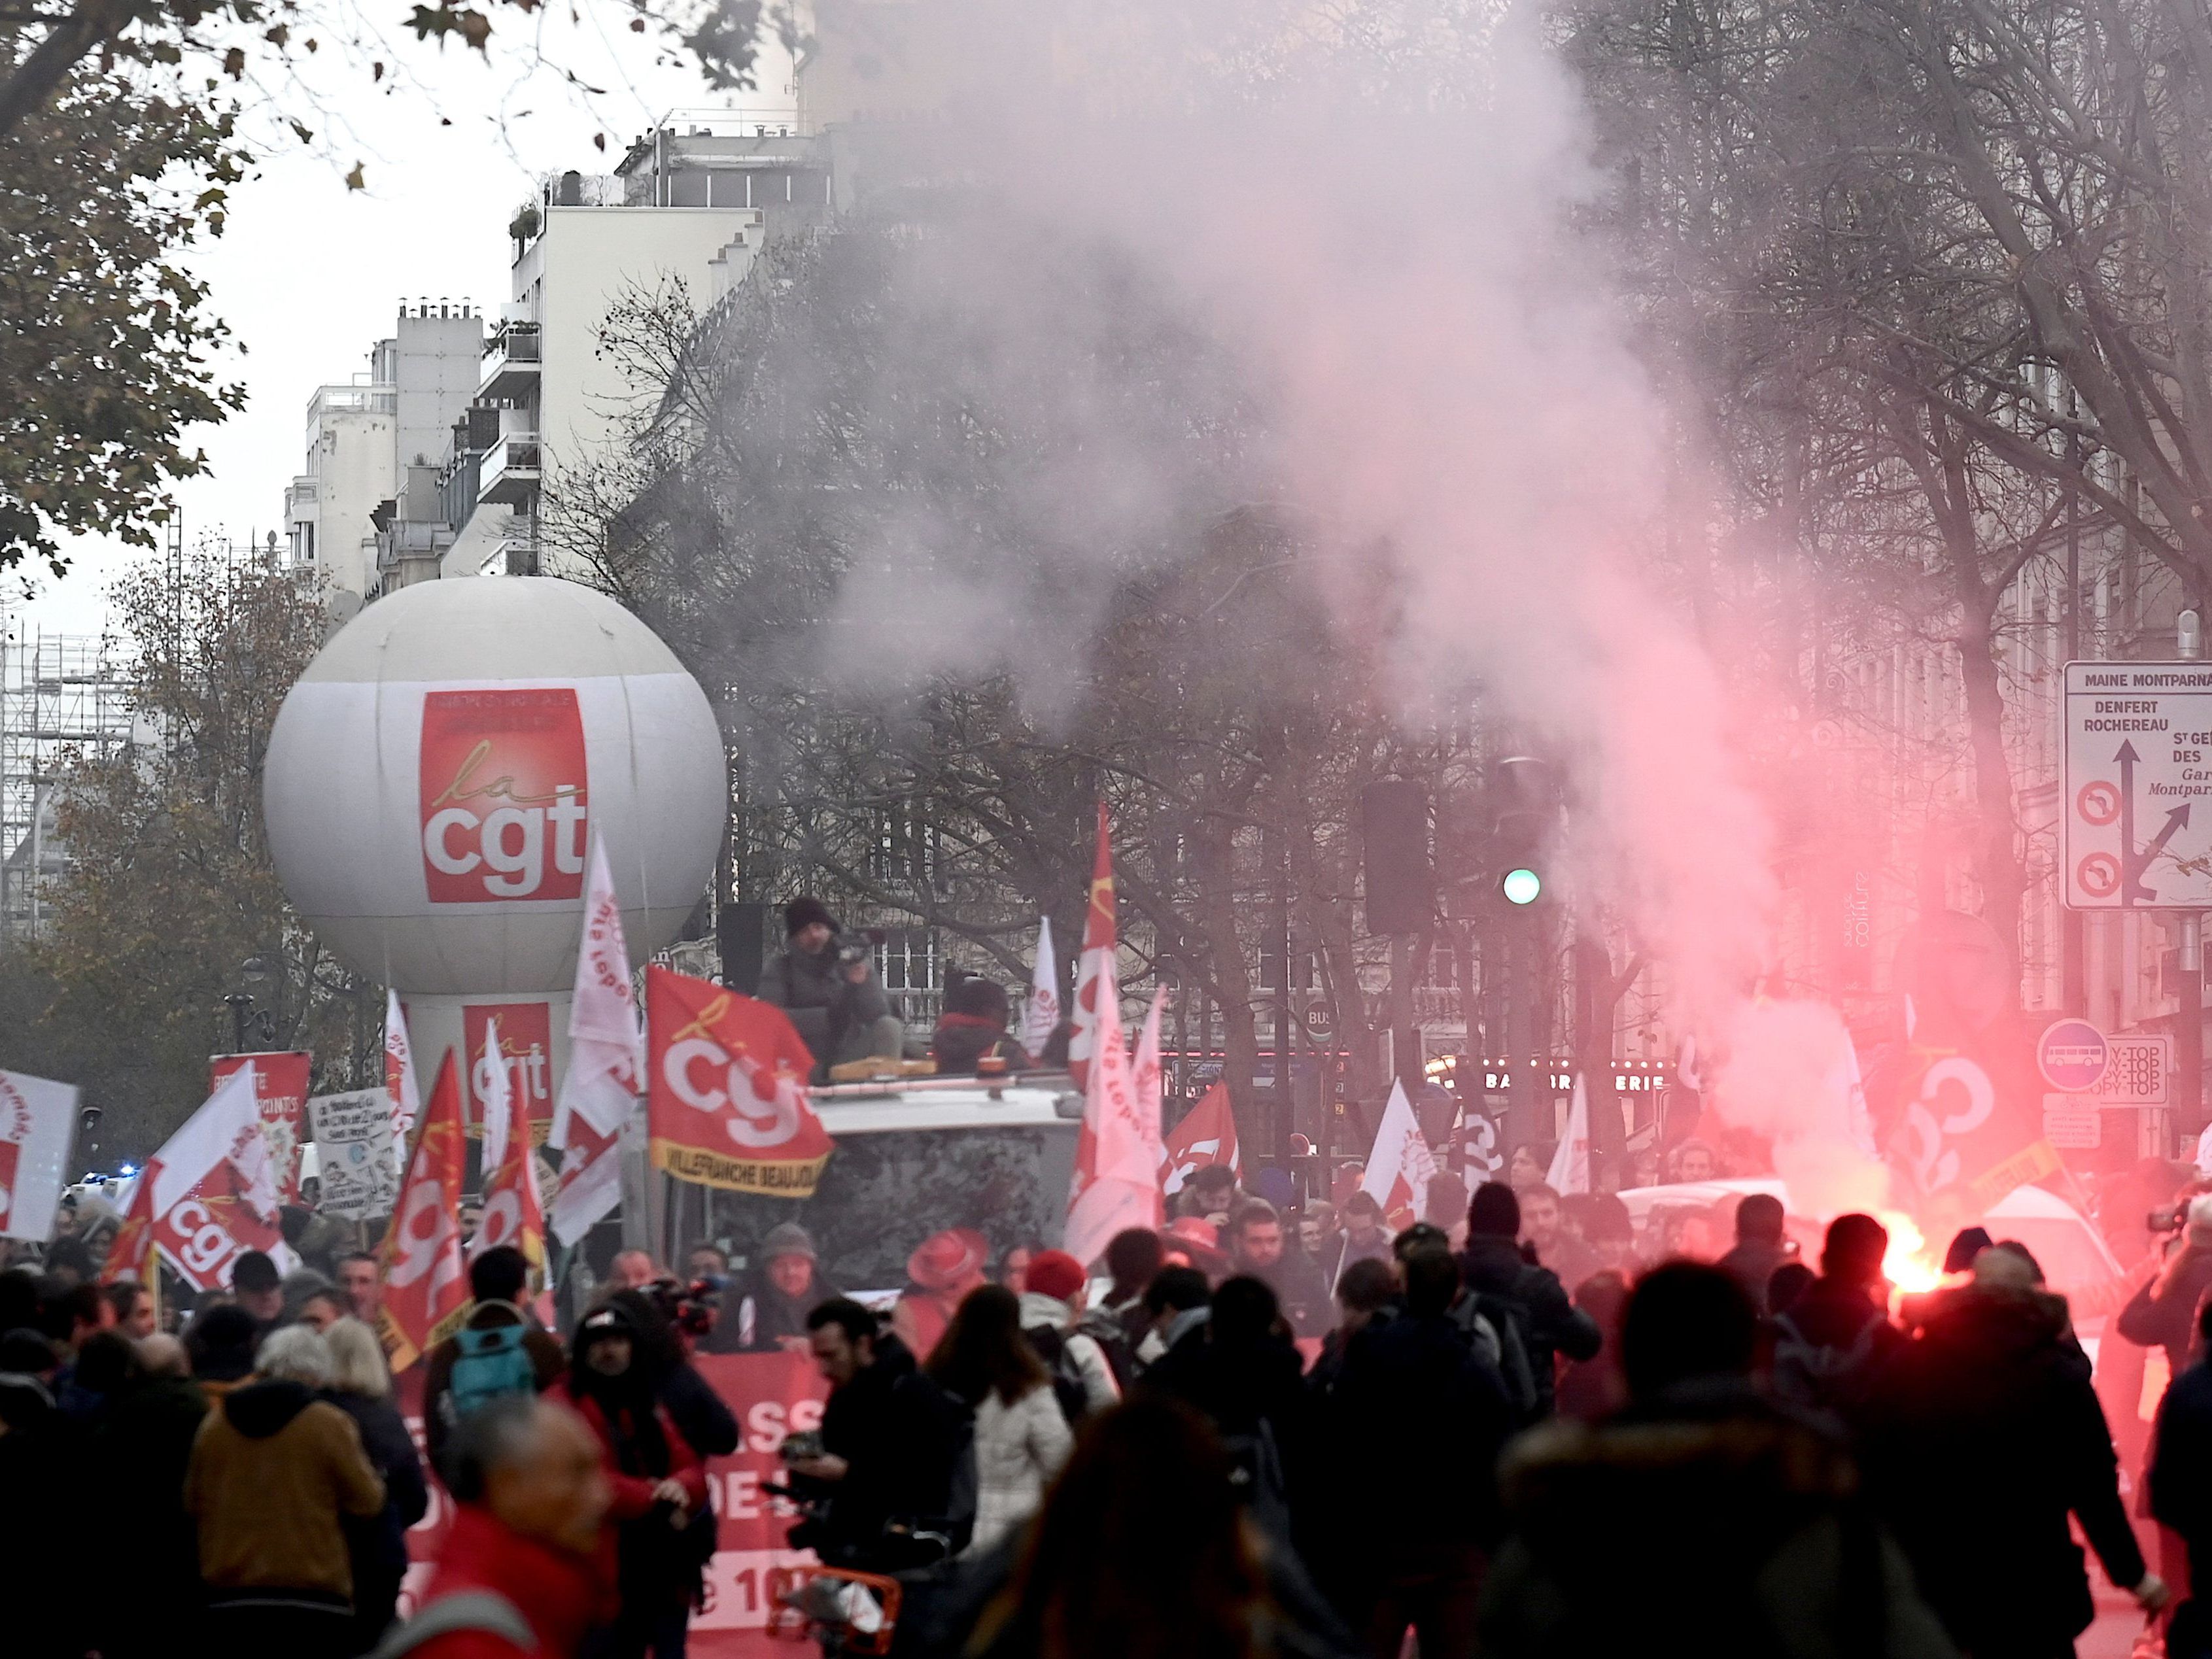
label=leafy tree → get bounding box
[1,545,380,1155]
[0,63,244,574]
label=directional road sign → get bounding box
[2065,662,2212,908]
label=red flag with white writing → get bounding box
[646,965,833,1197]
[1067,803,1116,1091]
[376,1054,470,1371]
[1160,1082,1241,1197]
[471,1018,547,1276]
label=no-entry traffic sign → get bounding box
[2064,662,2212,908]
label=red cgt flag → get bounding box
[1159,1082,1241,1197]
[376,1053,470,1371]
[647,965,833,1198]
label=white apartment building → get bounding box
[445,115,829,575]
[283,303,483,601]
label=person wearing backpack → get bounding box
[926,1284,1073,1555]
[1016,1249,1121,1422]
[1456,1184,1600,1422]
[1322,1244,1515,1659]
[423,1246,568,1474]
[1137,1276,1311,1545]
[1769,1213,1904,1425]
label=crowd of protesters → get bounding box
[17,1136,2212,1659]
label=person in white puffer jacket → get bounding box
[925,1284,1073,1554]
[1015,1249,1122,1418]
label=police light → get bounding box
[1501,866,1543,906]
[118,1163,137,1177]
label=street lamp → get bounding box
[224,955,279,1052]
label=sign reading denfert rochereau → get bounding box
[2064,661,2212,908]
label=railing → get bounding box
[482,320,541,363]
[307,384,396,426]
[484,432,542,473]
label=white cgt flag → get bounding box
[1063,987,1164,1269]
[549,834,642,1244]
[385,991,421,1152]
[1548,1076,1591,1196]
[0,1070,80,1242]
[1022,917,1061,1058]
[1360,1080,1440,1231]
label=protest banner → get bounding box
[307,1088,402,1220]
[0,1070,78,1242]
[399,1349,827,1657]
[211,1049,313,1203]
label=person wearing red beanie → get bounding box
[1016,1250,1121,1417]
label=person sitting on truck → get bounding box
[757,898,905,1075]
[929,974,1035,1075]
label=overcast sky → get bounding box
[9,11,790,643]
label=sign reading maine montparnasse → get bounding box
[2065,661,2212,908]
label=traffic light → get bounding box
[1488,755,1557,907]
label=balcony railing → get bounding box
[478,433,542,507]
[479,322,542,402]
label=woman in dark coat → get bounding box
[322,1316,429,1652]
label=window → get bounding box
[874,928,939,992]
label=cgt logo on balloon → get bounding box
[418,688,589,902]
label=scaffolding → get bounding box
[0,613,137,944]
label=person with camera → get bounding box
[785,1298,970,1571]
[758,898,905,1077]
[2119,1192,2212,1383]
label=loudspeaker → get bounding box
[1361,779,1434,936]
[719,901,769,995]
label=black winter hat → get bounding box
[784,897,838,938]
[1466,1181,1521,1239]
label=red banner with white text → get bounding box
[400,1350,827,1657]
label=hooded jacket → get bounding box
[183,1378,386,1601]
[1456,1234,1601,1416]
[1859,1287,2143,1654]
[1479,1378,1956,1659]
[406,1502,619,1659]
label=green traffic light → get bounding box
[1502,867,1542,905]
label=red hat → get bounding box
[1024,1250,1087,1303]
[1164,1216,1220,1251]
[907,1227,990,1293]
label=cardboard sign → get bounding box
[308,1089,401,1219]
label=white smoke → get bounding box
[775,1,1783,1049]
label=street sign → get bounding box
[2065,662,2212,908]
[2100,1033,2172,1107]
[2036,1018,2109,1092]
[2042,1094,2103,1149]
